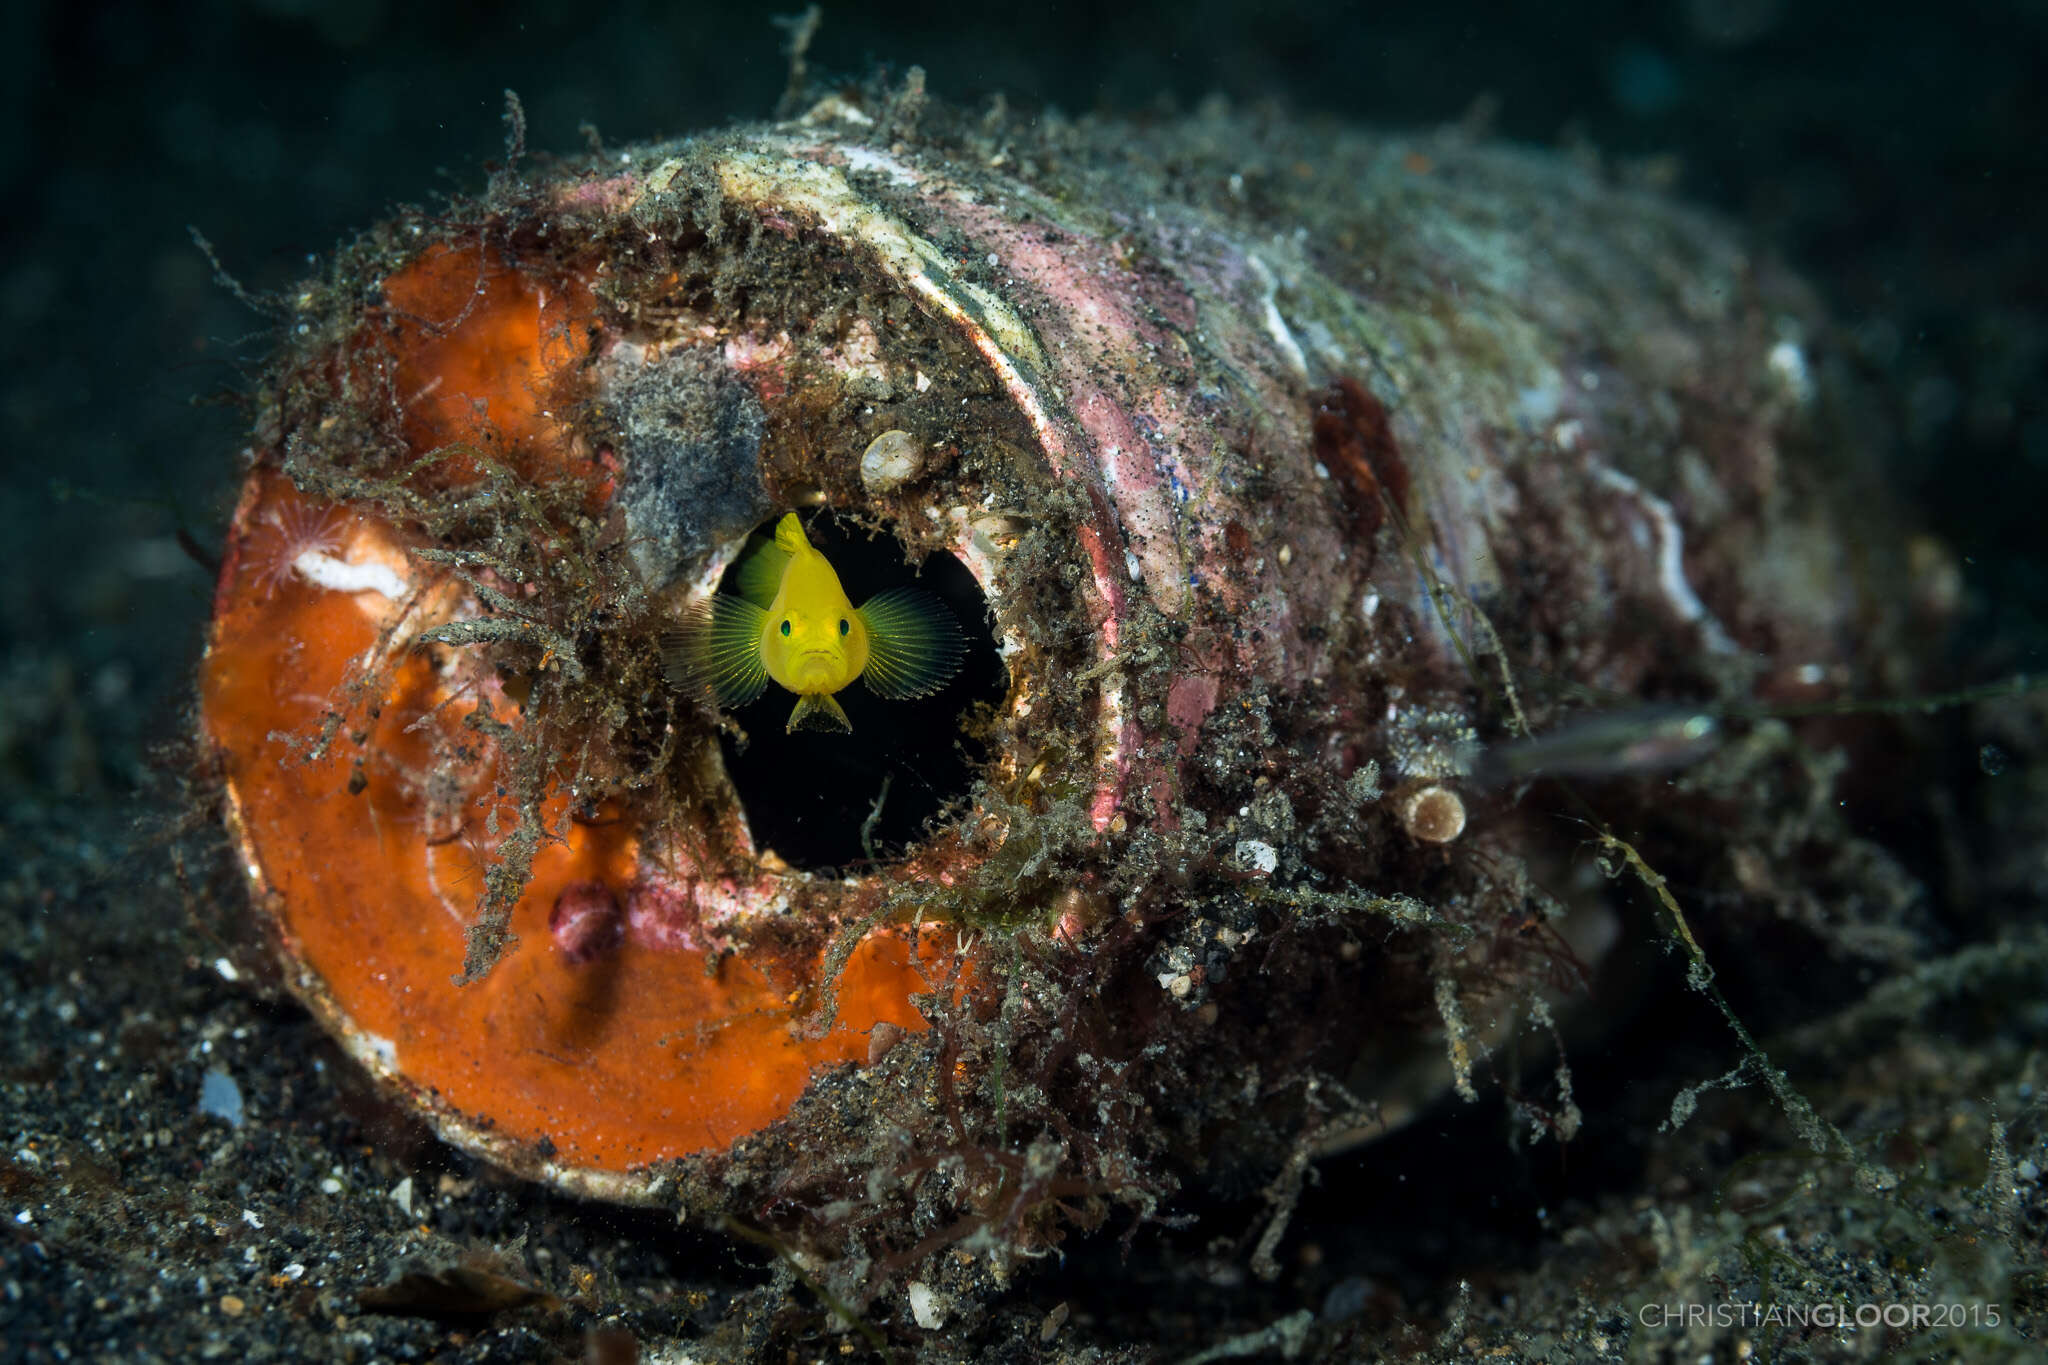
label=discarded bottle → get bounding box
[200,89,1941,1297]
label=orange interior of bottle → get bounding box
[199,245,937,1174]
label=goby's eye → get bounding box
[839,618,850,636]
[779,619,791,637]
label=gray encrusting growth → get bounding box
[610,344,772,593]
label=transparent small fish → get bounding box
[663,513,964,733]
[1475,705,1720,786]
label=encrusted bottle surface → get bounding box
[202,101,1931,1248]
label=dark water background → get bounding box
[4,0,2043,799]
[4,2,2045,1357]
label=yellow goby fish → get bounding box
[663,513,965,733]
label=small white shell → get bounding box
[859,429,925,493]
[1232,839,1278,876]
[906,1280,951,1329]
[1398,785,1466,844]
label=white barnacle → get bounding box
[859,429,925,492]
